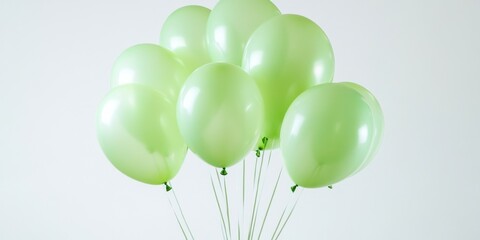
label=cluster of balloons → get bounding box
[97,0,384,190]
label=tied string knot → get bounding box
[164,182,172,192]
[256,137,269,157]
[220,167,228,176]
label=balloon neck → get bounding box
[291,184,299,192]
[328,185,333,189]
[256,137,269,157]
[220,168,228,176]
[164,182,172,192]
[262,137,269,147]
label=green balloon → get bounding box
[206,0,280,65]
[110,43,188,102]
[280,83,382,188]
[339,82,384,174]
[177,63,263,168]
[160,5,211,73]
[243,14,335,148]
[97,84,187,185]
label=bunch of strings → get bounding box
[167,142,303,240]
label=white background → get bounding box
[1,0,479,239]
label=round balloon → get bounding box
[206,0,280,66]
[339,82,384,174]
[110,43,188,102]
[160,5,211,73]
[177,63,263,168]
[243,14,335,148]
[97,84,187,184]
[280,83,382,188]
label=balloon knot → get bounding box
[164,182,172,192]
[220,168,228,176]
[258,137,269,152]
[328,185,333,189]
[262,137,269,146]
[291,184,299,192]
[256,137,269,155]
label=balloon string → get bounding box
[215,169,225,195]
[221,221,228,240]
[249,139,270,239]
[223,175,232,239]
[237,221,241,240]
[214,169,230,239]
[257,167,283,240]
[242,158,246,232]
[247,139,268,240]
[247,165,260,240]
[171,184,195,240]
[167,190,188,240]
[274,189,303,240]
[239,158,245,240]
[271,188,303,240]
[270,200,287,240]
[253,153,259,189]
[215,167,230,239]
[211,174,229,240]
[267,145,273,166]
[242,158,246,214]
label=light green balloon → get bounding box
[97,84,187,185]
[243,14,335,149]
[206,0,280,66]
[177,63,263,168]
[110,43,188,102]
[339,82,384,174]
[280,83,382,188]
[160,5,211,73]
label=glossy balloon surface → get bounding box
[339,82,384,174]
[244,14,335,147]
[97,84,187,184]
[206,0,280,65]
[160,5,211,73]
[110,44,188,102]
[177,63,263,168]
[280,83,381,188]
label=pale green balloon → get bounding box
[160,5,211,73]
[339,82,384,174]
[177,63,263,168]
[110,43,188,102]
[280,83,381,188]
[243,14,335,149]
[97,84,187,185]
[206,0,280,66]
